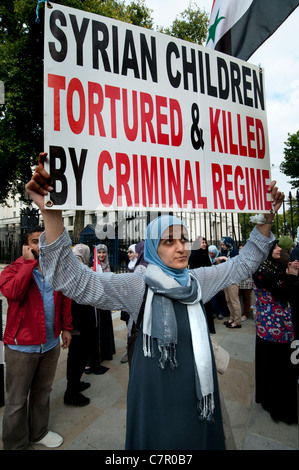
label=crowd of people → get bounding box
[0,158,298,450]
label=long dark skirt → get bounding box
[87,309,116,370]
[99,309,116,361]
[255,335,298,424]
[125,301,225,450]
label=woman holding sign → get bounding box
[25,153,284,450]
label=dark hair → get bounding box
[267,240,279,260]
[22,226,44,245]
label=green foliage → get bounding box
[0,0,154,204]
[157,3,209,45]
[239,194,299,241]
[125,1,154,28]
[39,0,153,25]
[0,0,44,203]
[280,131,299,189]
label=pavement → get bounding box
[0,292,298,451]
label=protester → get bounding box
[287,259,299,339]
[94,244,111,273]
[238,244,253,322]
[86,244,115,373]
[278,235,294,266]
[278,235,294,255]
[121,241,148,364]
[25,155,283,449]
[252,241,298,424]
[208,244,219,264]
[290,227,299,261]
[287,228,299,341]
[133,241,148,273]
[64,244,97,407]
[291,244,299,261]
[220,237,242,329]
[0,226,72,450]
[127,244,138,272]
[120,243,140,363]
[207,244,230,321]
[189,237,215,333]
[95,245,116,362]
[189,236,210,268]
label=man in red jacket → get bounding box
[0,226,72,450]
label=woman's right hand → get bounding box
[25,153,64,244]
[25,152,53,211]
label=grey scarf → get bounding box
[143,264,215,421]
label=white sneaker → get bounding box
[33,431,64,448]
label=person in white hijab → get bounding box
[127,244,137,272]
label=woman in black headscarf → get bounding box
[253,240,298,424]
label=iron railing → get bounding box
[0,190,298,269]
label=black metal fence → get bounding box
[73,190,299,272]
[0,240,20,265]
[0,190,298,270]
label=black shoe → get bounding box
[91,366,109,375]
[85,366,109,375]
[226,323,241,329]
[64,392,90,407]
[121,353,128,363]
[79,382,91,392]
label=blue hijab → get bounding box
[220,236,238,258]
[208,245,219,264]
[144,215,189,286]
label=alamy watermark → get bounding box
[93,210,194,246]
[290,340,299,365]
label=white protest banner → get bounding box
[43,3,272,213]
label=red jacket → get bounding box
[0,256,72,345]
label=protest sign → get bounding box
[44,3,272,213]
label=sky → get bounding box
[126,0,299,196]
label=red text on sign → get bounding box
[47,74,183,146]
[209,107,265,159]
[97,151,207,209]
[211,163,272,211]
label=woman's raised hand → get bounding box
[25,153,64,244]
[25,152,53,211]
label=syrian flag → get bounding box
[206,0,299,61]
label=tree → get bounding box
[157,3,209,45]
[0,0,45,203]
[280,131,299,190]
[0,0,153,205]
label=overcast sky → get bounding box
[126,0,299,196]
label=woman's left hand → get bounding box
[264,180,285,222]
[286,260,299,276]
